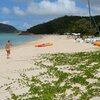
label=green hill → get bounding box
[0,23,18,33]
[27,15,100,35]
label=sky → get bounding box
[0,0,100,31]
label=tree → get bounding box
[71,18,96,36]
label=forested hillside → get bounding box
[27,15,100,35]
[0,23,18,33]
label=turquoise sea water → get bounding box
[0,33,41,48]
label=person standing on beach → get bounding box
[5,40,12,59]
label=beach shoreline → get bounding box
[0,34,43,50]
[0,35,99,99]
[0,34,99,67]
[0,34,99,65]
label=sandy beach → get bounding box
[0,35,99,99]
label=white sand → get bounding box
[0,35,99,99]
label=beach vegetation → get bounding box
[0,51,100,99]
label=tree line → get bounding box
[27,15,100,36]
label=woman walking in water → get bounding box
[5,40,12,59]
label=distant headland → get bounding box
[0,23,18,33]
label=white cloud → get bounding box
[13,7,26,16]
[0,21,10,24]
[19,22,32,30]
[92,7,100,15]
[26,0,88,16]
[12,0,100,16]
[1,7,10,14]
[80,0,100,15]
[23,22,32,28]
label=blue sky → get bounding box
[0,0,100,31]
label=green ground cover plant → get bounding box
[1,51,100,100]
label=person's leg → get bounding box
[7,51,10,59]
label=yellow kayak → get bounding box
[44,43,53,46]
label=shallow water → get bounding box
[0,33,41,48]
